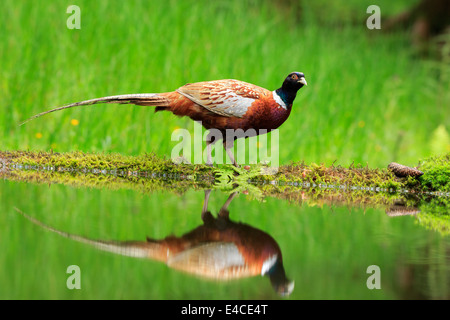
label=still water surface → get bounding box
[0,170,449,299]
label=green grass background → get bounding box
[1,0,449,300]
[1,0,449,167]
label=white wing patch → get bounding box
[167,242,247,277]
[209,88,255,118]
[177,87,256,118]
[272,91,287,110]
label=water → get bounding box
[0,165,449,299]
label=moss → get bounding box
[2,163,213,194]
[1,150,449,195]
[243,161,407,194]
[418,153,450,192]
[417,197,450,236]
[0,150,215,179]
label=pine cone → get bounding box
[388,162,424,178]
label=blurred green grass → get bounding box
[1,0,449,168]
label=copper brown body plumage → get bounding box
[21,72,307,166]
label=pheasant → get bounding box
[21,72,307,166]
[15,190,294,296]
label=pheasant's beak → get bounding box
[298,77,307,86]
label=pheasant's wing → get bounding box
[176,80,269,118]
[167,242,253,279]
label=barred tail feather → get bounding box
[14,207,155,258]
[19,93,169,126]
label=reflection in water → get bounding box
[385,204,420,217]
[6,162,450,299]
[16,190,294,296]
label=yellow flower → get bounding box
[358,120,365,128]
[71,119,79,126]
[35,132,43,139]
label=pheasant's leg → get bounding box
[218,192,238,218]
[224,140,239,167]
[205,140,213,166]
[201,189,211,220]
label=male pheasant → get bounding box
[21,72,307,166]
[16,190,294,296]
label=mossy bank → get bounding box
[2,150,449,192]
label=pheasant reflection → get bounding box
[17,190,294,296]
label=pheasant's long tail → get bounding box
[19,93,170,126]
[14,207,162,259]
